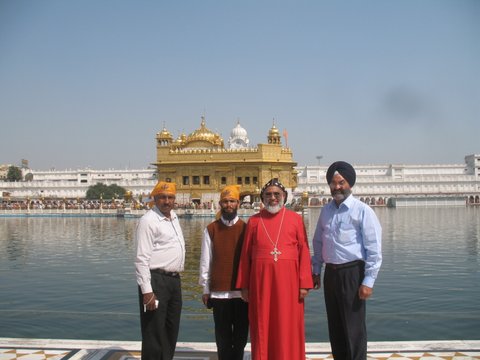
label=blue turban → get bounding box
[326,161,356,187]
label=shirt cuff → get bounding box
[362,276,375,288]
[312,264,322,275]
[141,283,153,294]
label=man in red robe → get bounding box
[236,178,313,360]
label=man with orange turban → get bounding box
[199,185,249,360]
[135,181,185,360]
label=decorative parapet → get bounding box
[167,146,292,155]
[169,147,260,154]
[160,145,295,165]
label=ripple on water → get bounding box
[1,208,479,341]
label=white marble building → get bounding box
[294,154,480,207]
[2,154,479,207]
[0,168,158,200]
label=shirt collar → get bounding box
[220,215,239,226]
[153,206,177,221]
[337,194,354,209]
[332,194,353,209]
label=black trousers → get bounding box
[211,297,249,360]
[324,261,367,360]
[138,272,182,360]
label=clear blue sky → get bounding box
[1,0,479,170]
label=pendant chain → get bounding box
[260,207,286,262]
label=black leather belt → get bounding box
[151,268,180,277]
[326,260,363,270]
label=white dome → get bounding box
[230,122,248,138]
[228,121,250,149]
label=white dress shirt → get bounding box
[135,206,185,294]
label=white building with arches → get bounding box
[1,167,158,201]
[294,154,480,207]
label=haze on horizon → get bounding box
[0,1,478,170]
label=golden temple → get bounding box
[154,116,297,204]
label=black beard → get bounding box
[222,211,237,221]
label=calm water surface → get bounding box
[0,207,479,342]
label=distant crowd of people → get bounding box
[0,199,123,210]
[0,199,221,211]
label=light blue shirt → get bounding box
[312,195,382,288]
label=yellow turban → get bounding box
[151,181,176,197]
[220,185,240,201]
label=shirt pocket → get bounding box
[337,222,357,245]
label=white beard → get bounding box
[264,199,284,214]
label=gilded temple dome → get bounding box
[156,125,173,146]
[268,120,282,145]
[172,132,187,148]
[157,126,173,140]
[269,123,280,136]
[184,116,224,148]
[228,120,250,149]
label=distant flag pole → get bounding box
[283,129,288,148]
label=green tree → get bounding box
[108,184,127,199]
[86,183,126,200]
[6,166,22,182]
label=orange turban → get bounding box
[220,185,240,201]
[151,181,176,197]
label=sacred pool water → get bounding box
[0,207,479,342]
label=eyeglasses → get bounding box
[264,192,282,198]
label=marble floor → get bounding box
[1,339,479,360]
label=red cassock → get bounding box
[236,207,313,360]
